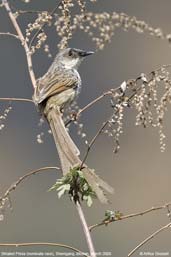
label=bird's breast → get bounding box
[46,88,76,110]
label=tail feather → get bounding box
[83,168,114,194]
[45,104,114,203]
[47,107,80,174]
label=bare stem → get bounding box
[89,202,171,231]
[77,90,113,117]
[0,242,89,257]
[0,166,60,203]
[2,0,36,89]
[127,222,171,257]
[76,201,96,257]
[80,118,110,169]
[0,97,33,103]
[0,32,19,39]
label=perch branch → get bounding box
[2,0,36,89]
[76,201,96,257]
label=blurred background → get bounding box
[0,0,171,256]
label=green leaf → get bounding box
[77,169,84,177]
[87,196,93,207]
[65,184,71,190]
[48,167,96,205]
[58,187,66,198]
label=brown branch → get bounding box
[0,166,60,203]
[127,222,171,257]
[2,0,36,89]
[89,202,171,231]
[0,97,33,103]
[0,242,89,257]
[76,201,96,257]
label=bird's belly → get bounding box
[49,88,76,107]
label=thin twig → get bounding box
[80,118,111,169]
[80,64,171,167]
[0,32,19,39]
[89,202,171,231]
[72,64,171,126]
[127,222,171,257]
[76,201,96,257]
[66,88,120,127]
[0,166,60,202]
[0,97,33,103]
[29,1,62,49]
[10,2,45,15]
[68,64,171,127]
[78,90,113,117]
[0,242,89,257]
[16,10,46,15]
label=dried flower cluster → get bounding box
[25,11,52,54]
[55,0,92,49]
[36,132,44,144]
[0,194,11,222]
[0,104,12,131]
[63,102,88,144]
[103,65,171,153]
[56,11,171,50]
[57,0,74,49]
[11,1,171,54]
[109,105,124,153]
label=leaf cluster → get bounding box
[49,167,96,207]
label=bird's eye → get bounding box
[68,49,73,57]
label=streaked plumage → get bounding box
[34,63,81,106]
[33,48,114,204]
[33,48,91,107]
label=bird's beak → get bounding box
[79,50,94,57]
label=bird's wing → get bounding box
[34,71,79,104]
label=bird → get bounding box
[33,48,114,203]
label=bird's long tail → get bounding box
[45,106,114,204]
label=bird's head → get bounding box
[56,48,94,69]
